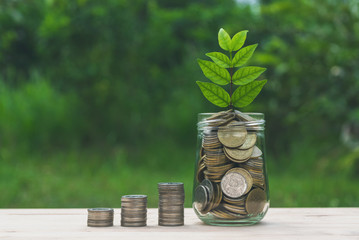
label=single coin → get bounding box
[245,188,267,215]
[227,168,253,194]
[251,146,262,158]
[239,133,257,150]
[158,182,184,188]
[201,179,214,201]
[235,110,256,122]
[121,195,147,202]
[218,125,247,148]
[221,171,248,198]
[193,185,209,213]
[224,146,254,163]
[88,208,114,213]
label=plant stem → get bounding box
[229,52,233,110]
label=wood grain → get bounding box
[0,208,358,239]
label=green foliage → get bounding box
[232,80,267,108]
[0,76,79,149]
[197,59,231,85]
[196,81,230,107]
[205,52,231,68]
[231,30,248,51]
[197,29,266,109]
[232,44,258,67]
[218,28,232,51]
[232,67,267,85]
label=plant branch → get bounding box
[229,52,233,109]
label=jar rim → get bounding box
[197,111,265,130]
[198,112,264,117]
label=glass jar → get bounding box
[192,110,269,226]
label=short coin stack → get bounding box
[158,182,185,226]
[121,195,147,227]
[87,208,114,227]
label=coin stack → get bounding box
[194,110,267,219]
[121,195,147,227]
[158,182,185,226]
[87,208,114,227]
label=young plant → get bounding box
[197,28,267,109]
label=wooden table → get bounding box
[1,208,358,239]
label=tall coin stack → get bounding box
[87,208,114,227]
[194,110,267,218]
[121,195,147,227]
[158,182,185,226]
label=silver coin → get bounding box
[193,185,209,212]
[221,172,248,198]
[87,222,113,227]
[88,216,113,221]
[251,146,262,158]
[201,179,214,200]
[121,221,146,227]
[88,208,114,212]
[158,219,184,225]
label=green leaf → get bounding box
[232,66,267,85]
[196,81,230,107]
[218,28,231,51]
[232,80,267,108]
[232,44,258,67]
[206,52,231,68]
[230,30,248,51]
[197,59,230,85]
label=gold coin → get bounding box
[222,202,247,215]
[224,146,254,163]
[211,183,223,209]
[218,125,247,148]
[206,109,233,120]
[245,188,266,215]
[223,195,246,205]
[234,110,256,122]
[239,133,257,150]
[196,161,206,183]
[200,147,205,158]
[208,114,236,127]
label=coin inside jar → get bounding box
[239,133,257,150]
[245,188,266,215]
[194,185,209,213]
[217,125,247,148]
[224,146,254,163]
[251,146,263,158]
[220,171,248,198]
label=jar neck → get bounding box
[197,111,265,131]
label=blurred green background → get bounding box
[1,0,359,208]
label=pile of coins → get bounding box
[121,195,147,227]
[158,182,185,226]
[87,208,114,227]
[194,110,267,219]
